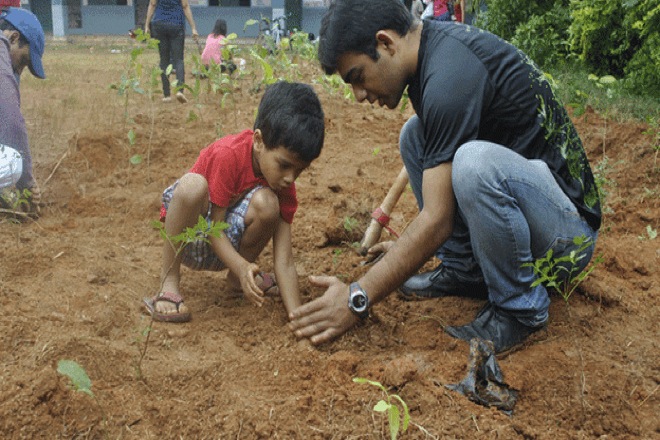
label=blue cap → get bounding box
[1,7,45,79]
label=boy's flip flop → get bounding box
[143,291,192,323]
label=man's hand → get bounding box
[288,275,360,346]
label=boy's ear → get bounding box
[375,30,397,56]
[253,129,264,152]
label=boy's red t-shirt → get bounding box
[177,129,297,223]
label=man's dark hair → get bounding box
[212,18,227,37]
[0,18,28,47]
[318,0,413,75]
[254,81,325,163]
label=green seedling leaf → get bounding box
[129,154,143,165]
[127,129,136,145]
[391,394,410,431]
[373,400,390,412]
[388,404,400,440]
[57,360,94,396]
[244,19,258,31]
[599,75,616,85]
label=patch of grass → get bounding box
[550,62,660,122]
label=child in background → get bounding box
[144,81,325,323]
[201,18,234,73]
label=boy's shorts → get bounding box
[162,181,264,271]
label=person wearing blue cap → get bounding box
[0,7,46,217]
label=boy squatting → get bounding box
[144,81,325,323]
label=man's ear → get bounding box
[375,30,397,56]
[6,30,20,45]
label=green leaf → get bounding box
[129,154,143,165]
[353,377,387,393]
[57,360,94,396]
[373,400,389,412]
[127,129,136,145]
[388,404,400,440]
[599,75,617,84]
[391,394,410,432]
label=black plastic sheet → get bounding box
[446,338,518,414]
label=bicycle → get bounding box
[256,15,289,53]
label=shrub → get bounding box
[511,3,572,68]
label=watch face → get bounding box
[351,294,367,311]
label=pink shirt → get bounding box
[201,33,225,66]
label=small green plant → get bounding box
[638,224,657,241]
[353,377,410,440]
[372,147,381,156]
[57,360,108,434]
[317,74,354,101]
[134,215,228,379]
[523,235,602,303]
[127,128,143,165]
[332,248,343,266]
[0,187,31,211]
[588,74,619,155]
[343,216,358,233]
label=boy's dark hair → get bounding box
[318,0,413,75]
[212,18,227,37]
[0,18,28,47]
[254,81,325,163]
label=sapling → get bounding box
[523,234,602,303]
[0,188,32,221]
[134,215,227,379]
[57,360,108,436]
[353,377,410,440]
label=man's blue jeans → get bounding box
[399,116,598,326]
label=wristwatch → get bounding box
[348,282,370,319]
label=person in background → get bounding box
[410,0,426,20]
[0,7,45,217]
[145,0,198,103]
[201,18,234,73]
[433,0,465,23]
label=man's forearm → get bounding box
[358,209,452,304]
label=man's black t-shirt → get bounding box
[407,21,601,231]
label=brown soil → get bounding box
[1,41,658,439]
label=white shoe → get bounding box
[162,96,172,103]
[176,92,187,103]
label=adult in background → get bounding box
[0,7,46,217]
[410,0,426,20]
[288,0,601,353]
[145,0,199,103]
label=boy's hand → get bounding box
[239,263,266,307]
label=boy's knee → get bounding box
[174,173,208,205]
[249,188,280,223]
